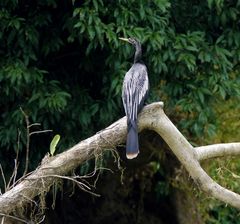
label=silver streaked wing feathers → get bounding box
[122,63,149,121]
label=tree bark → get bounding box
[0,102,240,214]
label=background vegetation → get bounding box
[0,0,240,223]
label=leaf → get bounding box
[186,46,198,52]
[219,86,226,99]
[93,0,98,11]
[50,134,60,156]
[197,89,205,104]
[207,0,214,9]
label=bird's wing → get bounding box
[122,63,149,121]
[135,64,149,111]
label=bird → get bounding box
[119,37,149,159]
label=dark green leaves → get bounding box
[0,0,240,181]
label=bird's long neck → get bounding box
[134,43,142,63]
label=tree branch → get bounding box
[196,143,240,161]
[20,107,30,176]
[1,102,240,214]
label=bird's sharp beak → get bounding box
[119,37,130,43]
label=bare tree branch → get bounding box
[196,143,240,161]
[20,107,30,176]
[20,108,53,176]
[141,106,240,209]
[29,130,52,137]
[6,129,21,190]
[1,102,240,214]
[0,165,6,193]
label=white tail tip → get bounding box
[126,153,139,159]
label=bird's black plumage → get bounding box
[120,37,149,159]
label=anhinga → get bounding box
[119,37,149,159]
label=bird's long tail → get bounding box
[126,119,139,159]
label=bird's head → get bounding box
[119,37,142,63]
[119,37,140,47]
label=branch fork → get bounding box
[1,102,240,215]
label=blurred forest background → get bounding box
[1,0,240,223]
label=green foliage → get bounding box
[207,204,240,224]
[0,0,239,153]
[155,180,170,198]
[190,97,240,223]
[203,157,240,223]
[70,0,240,140]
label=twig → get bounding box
[0,165,6,192]
[6,160,19,191]
[28,174,101,197]
[12,160,19,188]
[0,213,28,223]
[9,170,34,189]
[7,129,21,190]
[20,107,53,176]
[37,215,45,224]
[27,174,91,190]
[222,167,240,179]
[29,130,53,136]
[20,194,38,207]
[76,182,100,197]
[28,123,41,128]
[80,167,113,179]
[20,107,30,176]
